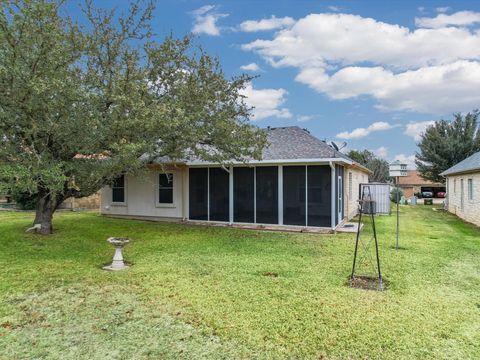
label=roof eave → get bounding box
[185,157,354,167]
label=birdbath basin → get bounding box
[102,237,130,271]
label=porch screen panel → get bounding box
[256,166,278,224]
[307,165,331,227]
[189,168,208,220]
[283,166,306,226]
[209,167,230,221]
[233,167,254,223]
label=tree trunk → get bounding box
[33,192,62,235]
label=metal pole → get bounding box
[396,176,399,251]
[371,205,382,290]
[351,187,364,280]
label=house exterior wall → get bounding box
[100,163,370,228]
[446,172,480,227]
[344,166,369,221]
[100,167,186,220]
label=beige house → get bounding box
[101,127,371,231]
[441,151,480,227]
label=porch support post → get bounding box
[229,165,234,224]
[330,161,336,230]
[278,165,283,225]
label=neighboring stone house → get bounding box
[100,126,372,231]
[440,151,480,227]
[397,170,445,198]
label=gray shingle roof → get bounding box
[440,151,480,176]
[263,126,350,160]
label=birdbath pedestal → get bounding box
[103,237,130,271]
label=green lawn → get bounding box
[0,206,479,359]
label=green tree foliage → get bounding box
[0,0,267,234]
[416,111,480,183]
[346,150,390,183]
[390,187,404,204]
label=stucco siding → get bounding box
[446,172,480,227]
[344,166,369,221]
[100,168,185,220]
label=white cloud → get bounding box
[191,5,227,36]
[240,62,261,71]
[373,146,388,158]
[239,16,295,32]
[297,115,314,122]
[404,120,435,141]
[328,6,340,12]
[336,121,396,139]
[394,154,417,169]
[243,12,480,113]
[416,11,480,28]
[436,7,451,13]
[239,83,292,120]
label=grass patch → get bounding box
[0,206,479,359]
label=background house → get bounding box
[100,126,372,231]
[441,151,480,227]
[397,170,445,198]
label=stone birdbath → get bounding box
[102,237,130,271]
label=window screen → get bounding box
[283,166,306,226]
[256,166,278,224]
[112,175,125,203]
[233,167,254,223]
[307,166,331,227]
[209,168,230,221]
[189,168,208,220]
[158,173,173,204]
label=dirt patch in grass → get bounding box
[348,275,387,291]
[262,272,279,278]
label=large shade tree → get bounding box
[416,111,480,183]
[346,149,390,182]
[0,0,266,234]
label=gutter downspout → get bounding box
[329,161,336,232]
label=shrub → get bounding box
[390,187,404,203]
[11,191,37,210]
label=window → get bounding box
[468,179,473,200]
[158,173,174,204]
[112,175,125,203]
[454,179,456,194]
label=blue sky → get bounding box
[69,1,480,167]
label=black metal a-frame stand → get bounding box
[350,185,383,291]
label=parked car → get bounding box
[421,191,433,198]
[436,191,446,198]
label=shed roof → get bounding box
[440,151,480,176]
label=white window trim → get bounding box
[156,171,176,208]
[111,175,127,206]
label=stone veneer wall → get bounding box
[446,172,480,227]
